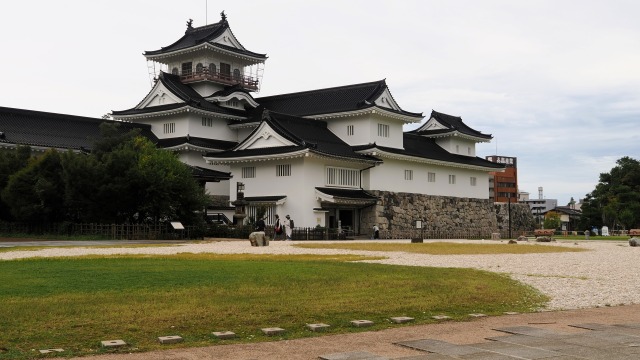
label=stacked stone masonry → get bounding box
[361,191,534,239]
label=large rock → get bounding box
[249,231,269,246]
[629,237,640,247]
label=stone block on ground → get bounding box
[491,232,500,240]
[249,231,268,246]
[212,331,236,339]
[39,349,64,354]
[390,316,414,324]
[261,327,285,336]
[469,313,487,317]
[351,320,374,327]
[432,315,451,320]
[629,237,639,247]
[306,323,331,332]
[101,340,126,348]
[158,335,183,344]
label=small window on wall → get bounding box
[209,63,217,75]
[163,123,175,134]
[242,166,256,178]
[470,177,477,186]
[276,164,291,177]
[202,117,213,127]
[378,123,389,137]
[233,69,241,81]
[428,172,436,182]
[220,63,231,79]
[347,125,354,136]
[404,170,413,181]
[196,63,203,74]
[448,174,456,184]
[171,67,179,75]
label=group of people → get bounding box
[272,214,293,241]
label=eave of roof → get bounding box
[157,136,237,152]
[410,110,492,140]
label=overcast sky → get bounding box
[1,0,638,205]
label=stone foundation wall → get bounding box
[361,191,534,238]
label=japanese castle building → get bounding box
[1,12,505,234]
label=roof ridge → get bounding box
[256,79,387,100]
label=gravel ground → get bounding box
[1,238,637,310]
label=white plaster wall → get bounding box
[186,113,237,141]
[435,137,477,156]
[367,158,490,199]
[135,113,188,139]
[324,114,403,149]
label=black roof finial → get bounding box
[186,18,194,29]
[220,10,227,21]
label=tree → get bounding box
[1,149,65,223]
[579,156,640,230]
[0,146,31,220]
[543,212,561,230]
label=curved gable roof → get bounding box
[355,133,504,170]
[111,72,248,117]
[410,110,492,140]
[205,110,379,163]
[256,80,422,118]
[144,17,266,60]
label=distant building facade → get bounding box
[486,155,517,203]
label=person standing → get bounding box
[273,214,283,240]
[284,214,294,240]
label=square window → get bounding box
[428,172,436,182]
[404,170,413,181]
[448,175,456,184]
[242,167,256,178]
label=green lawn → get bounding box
[0,253,547,359]
[295,241,588,254]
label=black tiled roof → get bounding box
[189,165,232,182]
[244,195,287,203]
[354,133,504,169]
[410,110,492,140]
[205,111,380,163]
[256,80,423,118]
[111,72,249,117]
[0,106,158,151]
[315,187,378,200]
[157,136,237,151]
[144,19,267,60]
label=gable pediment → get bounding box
[415,116,449,132]
[236,122,296,150]
[373,88,402,112]
[211,28,245,50]
[137,82,183,109]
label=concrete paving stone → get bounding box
[503,312,519,315]
[396,355,456,360]
[469,313,487,318]
[432,315,451,320]
[158,335,183,344]
[486,334,570,351]
[552,344,630,359]
[458,352,522,360]
[470,341,562,359]
[492,326,570,338]
[351,320,374,327]
[261,327,285,336]
[39,348,64,354]
[568,323,613,331]
[395,339,486,356]
[211,331,236,339]
[318,350,390,360]
[100,339,126,348]
[390,316,414,324]
[307,323,330,332]
[559,334,621,348]
[584,330,640,344]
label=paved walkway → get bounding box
[0,239,188,247]
[69,305,640,360]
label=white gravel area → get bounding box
[1,239,637,311]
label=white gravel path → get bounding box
[1,239,637,311]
